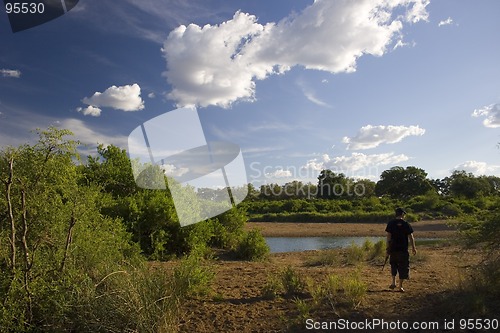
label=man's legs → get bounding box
[398,252,410,292]
[398,278,405,292]
[389,253,398,289]
[390,252,409,291]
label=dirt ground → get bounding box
[176,221,486,333]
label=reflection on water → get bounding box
[265,236,383,253]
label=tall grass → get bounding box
[172,249,215,298]
[345,242,365,265]
[305,249,340,266]
[345,239,386,265]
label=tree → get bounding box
[81,144,138,198]
[352,179,376,198]
[317,170,349,199]
[447,170,492,199]
[375,166,434,199]
[0,128,142,331]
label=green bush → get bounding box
[234,229,270,261]
[209,207,247,250]
[440,202,462,217]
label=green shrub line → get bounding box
[248,211,418,223]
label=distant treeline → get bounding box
[236,166,500,223]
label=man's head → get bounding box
[395,207,407,217]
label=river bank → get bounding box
[246,219,457,238]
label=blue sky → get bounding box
[1,0,500,187]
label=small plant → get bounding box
[323,274,341,299]
[362,239,374,252]
[321,274,342,315]
[305,277,324,307]
[342,273,367,308]
[212,292,224,302]
[311,273,367,314]
[305,249,340,266]
[280,266,305,297]
[293,297,311,320]
[261,275,283,300]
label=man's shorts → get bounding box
[390,251,410,279]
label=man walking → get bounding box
[385,207,416,292]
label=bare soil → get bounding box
[176,221,484,333]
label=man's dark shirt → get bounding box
[385,218,413,252]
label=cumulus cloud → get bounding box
[453,161,500,176]
[76,105,102,117]
[472,103,500,128]
[79,83,145,116]
[160,164,190,178]
[162,0,429,107]
[266,169,293,179]
[302,152,409,174]
[1,69,21,78]
[342,125,425,150]
[438,17,453,27]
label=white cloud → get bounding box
[472,103,500,128]
[302,152,409,174]
[160,164,189,178]
[76,105,102,117]
[148,92,156,98]
[266,169,293,179]
[1,69,21,78]
[80,83,145,114]
[393,39,416,50]
[296,79,331,108]
[453,161,500,176]
[302,154,330,171]
[438,17,453,27]
[162,0,429,107]
[342,125,425,150]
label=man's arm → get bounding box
[409,233,417,255]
